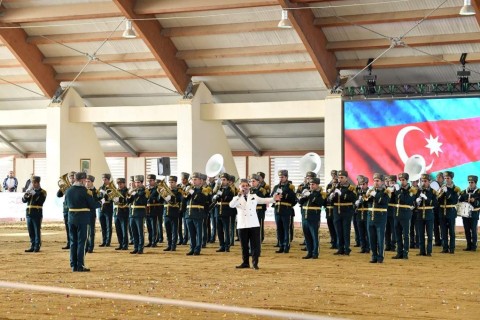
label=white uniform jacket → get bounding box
[229,194,274,229]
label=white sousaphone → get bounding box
[299,152,322,175]
[205,153,225,177]
[403,154,426,182]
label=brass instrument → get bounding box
[157,179,175,199]
[437,183,447,199]
[127,187,138,197]
[105,181,124,199]
[364,187,375,200]
[58,173,71,193]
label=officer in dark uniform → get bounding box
[325,177,338,249]
[57,171,75,249]
[415,173,437,256]
[22,176,47,253]
[98,173,114,247]
[213,173,235,252]
[228,175,239,246]
[179,172,191,245]
[127,175,150,254]
[365,173,391,263]
[327,170,338,189]
[256,172,270,243]
[385,174,398,252]
[298,177,325,259]
[355,175,370,254]
[200,174,212,248]
[437,171,460,254]
[353,175,366,248]
[249,174,268,244]
[297,171,316,249]
[208,176,218,243]
[127,176,135,245]
[272,169,297,253]
[162,175,182,251]
[146,174,161,247]
[459,175,480,251]
[113,178,129,250]
[85,175,101,253]
[391,172,416,260]
[184,172,208,255]
[64,172,99,272]
[410,179,420,249]
[329,170,356,256]
[432,172,444,246]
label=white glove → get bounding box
[29,189,36,195]
[113,197,119,203]
[394,184,400,191]
[328,193,335,200]
[101,198,106,205]
[165,195,171,202]
[441,186,447,192]
[303,191,311,198]
[188,189,194,195]
[212,195,218,201]
[335,189,341,196]
[358,195,362,200]
[388,186,395,193]
[216,190,223,196]
[276,188,283,195]
[130,191,137,196]
[355,200,360,207]
[420,193,427,200]
[100,189,107,195]
[369,190,376,197]
[416,197,422,205]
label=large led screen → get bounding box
[344,97,480,189]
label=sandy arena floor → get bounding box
[0,222,478,320]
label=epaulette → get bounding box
[204,186,212,194]
[289,184,295,191]
[385,188,392,197]
[41,189,47,196]
[321,191,327,199]
[259,187,267,196]
[202,187,210,196]
[454,186,461,193]
[145,189,151,198]
[410,186,418,194]
[87,189,93,196]
[348,185,356,192]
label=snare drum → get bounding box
[456,202,473,218]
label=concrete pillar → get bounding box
[324,95,343,178]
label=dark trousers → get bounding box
[238,227,260,267]
[187,218,203,253]
[289,214,294,243]
[302,217,320,257]
[333,209,353,254]
[462,213,479,250]
[86,213,96,251]
[26,213,42,250]
[177,215,184,244]
[440,214,456,252]
[130,215,145,251]
[114,213,129,249]
[367,212,387,262]
[394,212,412,257]
[410,211,418,248]
[98,210,113,245]
[275,214,292,250]
[182,215,189,244]
[357,219,370,251]
[63,212,70,246]
[416,219,433,255]
[209,210,216,242]
[230,214,237,245]
[146,212,158,245]
[433,208,442,245]
[68,212,89,269]
[385,212,396,250]
[326,216,337,248]
[353,212,360,246]
[257,211,265,242]
[217,214,231,250]
[156,214,164,243]
[164,215,178,250]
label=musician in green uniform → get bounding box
[256,172,270,243]
[437,171,460,254]
[64,172,99,272]
[355,175,370,254]
[415,174,437,256]
[127,175,150,254]
[57,171,75,249]
[212,173,236,252]
[297,171,316,249]
[161,176,182,251]
[325,177,338,249]
[146,174,161,247]
[385,175,398,252]
[458,175,480,251]
[113,178,130,250]
[179,172,191,245]
[272,170,297,254]
[185,172,208,255]
[250,174,268,245]
[85,175,101,253]
[98,173,114,247]
[22,176,46,253]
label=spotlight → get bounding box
[460,0,475,15]
[363,58,376,94]
[278,9,292,29]
[122,20,137,38]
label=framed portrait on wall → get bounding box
[80,159,91,174]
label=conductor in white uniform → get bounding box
[229,179,280,270]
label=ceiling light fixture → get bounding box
[460,0,476,15]
[122,20,137,38]
[277,9,292,29]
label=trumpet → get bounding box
[128,187,138,197]
[157,179,175,199]
[105,181,124,199]
[58,173,71,193]
[364,187,375,199]
[436,183,447,198]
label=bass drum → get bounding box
[456,202,473,218]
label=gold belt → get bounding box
[368,208,387,212]
[69,208,90,212]
[116,205,129,209]
[275,202,292,207]
[220,202,230,205]
[393,204,412,209]
[27,205,43,209]
[440,205,456,208]
[357,208,368,211]
[147,203,162,207]
[304,206,321,210]
[256,206,262,209]
[165,204,180,208]
[472,208,480,212]
[188,205,204,209]
[131,205,146,209]
[417,206,434,210]
[326,206,333,209]
[334,203,353,206]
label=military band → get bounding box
[113,178,130,250]
[415,174,437,256]
[459,175,480,252]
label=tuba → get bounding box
[404,154,426,182]
[299,152,322,176]
[205,154,225,178]
[157,179,175,199]
[105,181,124,199]
[58,173,71,193]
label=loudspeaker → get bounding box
[157,157,171,176]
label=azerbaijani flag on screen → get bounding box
[344,97,480,189]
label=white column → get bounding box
[324,95,343,177]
